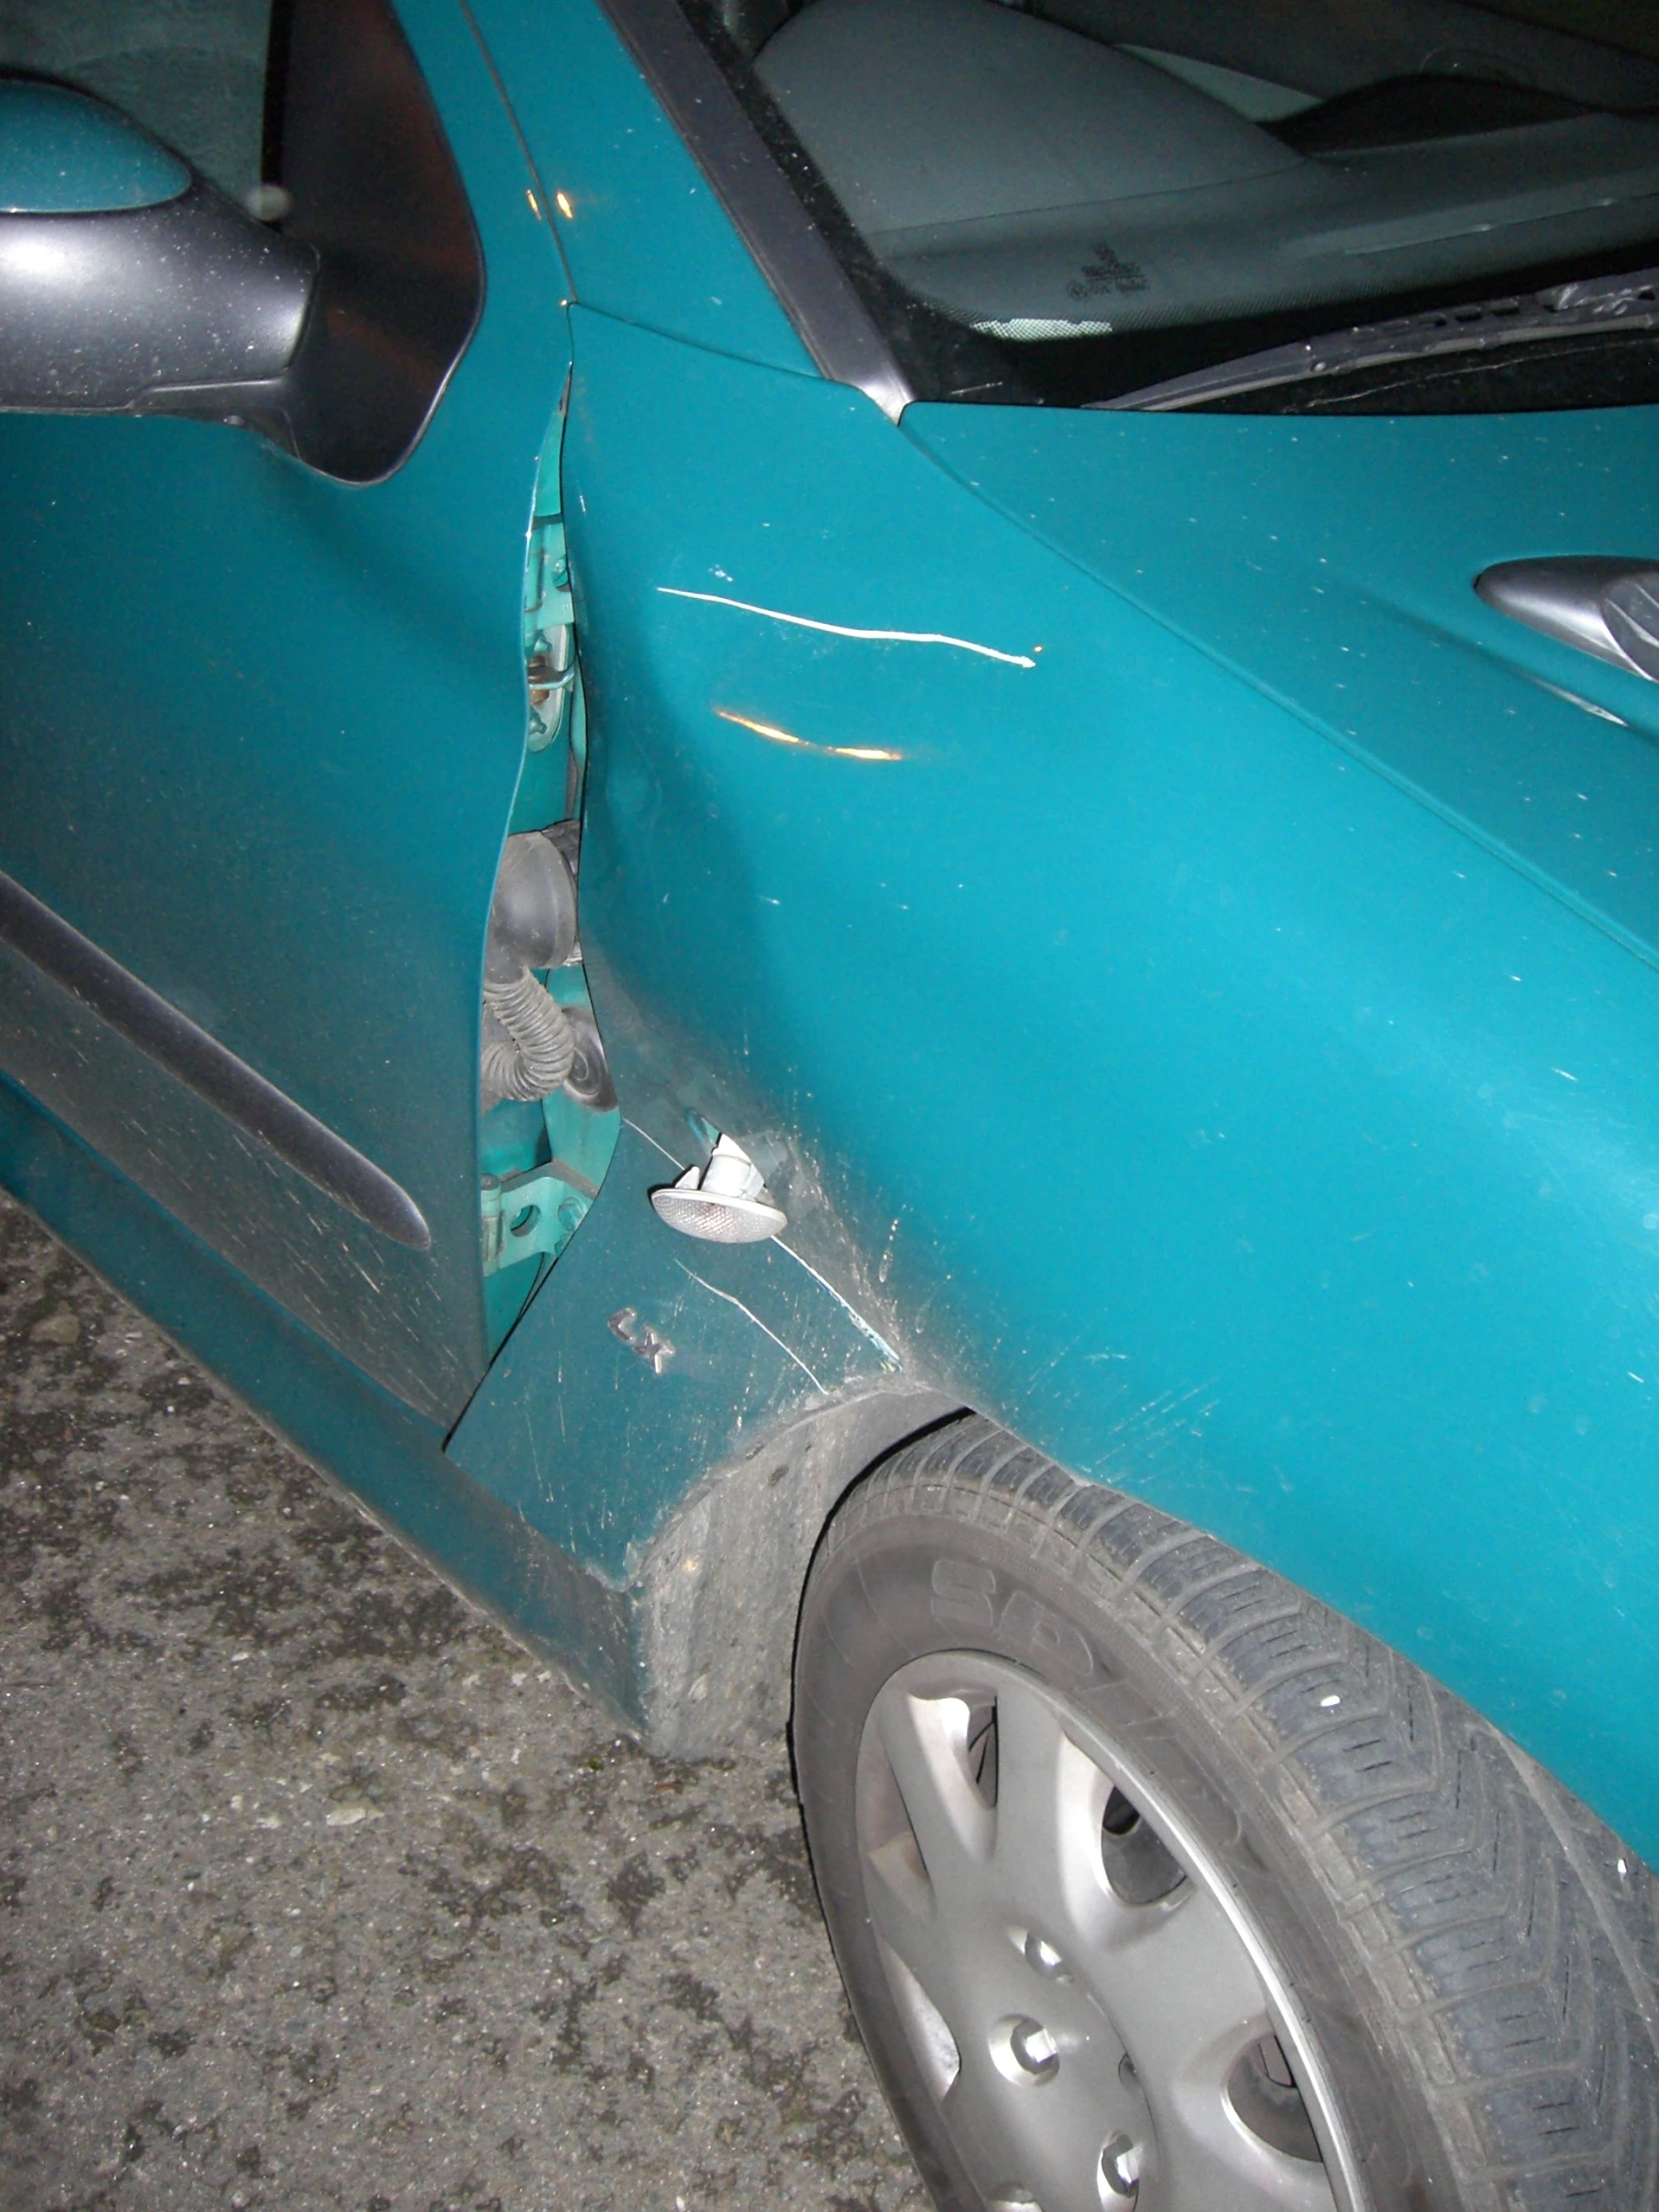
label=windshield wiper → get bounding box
[1092,266,1659,413]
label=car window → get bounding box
[674,0,1659,411]
[0,0,273,204]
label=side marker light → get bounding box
[650,1133,787,1244]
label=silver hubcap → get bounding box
[855,1654,1365,2212]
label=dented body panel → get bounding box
[1,0,1656,1886]
[561,307,1659,1859]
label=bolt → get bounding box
[1023,1933,1068,1978]
[1009,2018,1060,2081]
[1100,2131,1141,2200]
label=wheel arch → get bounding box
[633,1380,966,1758]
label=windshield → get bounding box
[681,0,1659,410]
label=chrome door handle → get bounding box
[1475,556,1659,683]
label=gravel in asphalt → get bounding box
[0,1191,928,2212]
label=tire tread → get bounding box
[827,1416,1659,2212]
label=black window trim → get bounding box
[596,0,914,419]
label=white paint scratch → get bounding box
[677,1264,829,1394]
[1519,672,1629,726]
[776,1242,903,1369]
[657,586,1038,669]
[627,1121,902,1371]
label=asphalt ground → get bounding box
[0,1190,928,2212]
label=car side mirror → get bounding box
[0,78,315,422]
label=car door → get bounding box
[0,0,572,1422]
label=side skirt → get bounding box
[0,1070,638,1721]
[0,1071,957,1751]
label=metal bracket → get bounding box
[525,512,577,753]
[480,1160,594,1274]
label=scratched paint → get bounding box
[657,586,1039,669]
[714,708,904,764]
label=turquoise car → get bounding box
[4,1,1659,2203]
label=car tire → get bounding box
[793,1416,1659,2212]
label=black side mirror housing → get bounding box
[2,0,485,488]
[0,79,317,424]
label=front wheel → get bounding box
[792,1418,1658,2212]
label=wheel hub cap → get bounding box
[853,1653,1365,2212]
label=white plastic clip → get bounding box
[649,1133,787,1245]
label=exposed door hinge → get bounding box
[481,1157,598,1274]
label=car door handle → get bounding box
[1475,556,1659,683]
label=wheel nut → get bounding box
[1008,2017,1060,2080]
[1100,2131,1141,2200]
[1023,1932,1068,1977]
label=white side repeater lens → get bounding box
[649,1133,788,1245]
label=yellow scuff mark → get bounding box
[716,707,904,762]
